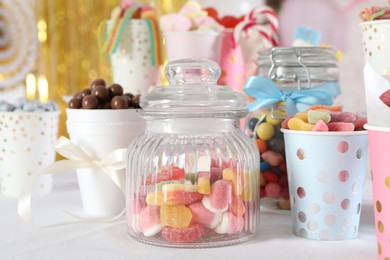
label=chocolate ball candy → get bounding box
[101,101,111,109]
[123,93,134,100]
[123,95,134,108]
[132,94,141,108]
[68,97,82,109]
[91,85,109,101]
[108,84,124,97]
[111,96,128,109]
[90,78,106,89]
[78,88,91,99]
[82,95,99,109]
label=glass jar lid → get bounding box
[257,47,339,90]
[139,59,248,119]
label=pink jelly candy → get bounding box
[380,89,390,107]
[189,202,222,229]
[329,112,357,123]
[327,122,355,131]
[202,180,232,213]
[140,206,164,237]
[312,119,329,131]
[354,117,367,130]
[214,211,244,234]
[162,223,205,243]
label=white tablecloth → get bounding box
[0,173,377,260]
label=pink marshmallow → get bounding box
[327,122,355,131]
[159,14,192,32]
[214,211,244,234]
[140,206,164,237]
[329,112,357,123]
[312,119,329,131]
[189,202,222,229]
[202,180,231,213]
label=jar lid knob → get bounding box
[165,59,221,85]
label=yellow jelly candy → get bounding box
[265,113,282,126]
[222,168,243,195]
[295,111,308,122]
[256,122,274,140]
[146,191,164,206]
[287,117,314,131]
[160,205,192,228]
[197,176,210,194]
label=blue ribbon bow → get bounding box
[243,76,341,115]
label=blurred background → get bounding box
[0,0,387,136]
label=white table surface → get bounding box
[0,173,377,260]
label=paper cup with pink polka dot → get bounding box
[365,125,390,260]
[281,129,368,240]
[107,20,159,95]
[0,111,60,197]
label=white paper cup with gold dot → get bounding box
[107,20,159,95]
[0,111,60,197]
[282,129,368,240]
[66,108,146,217]
[361,20,390,80]
[365,125,390,259]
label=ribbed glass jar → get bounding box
[126,59,260,248]
[245,47,340,211]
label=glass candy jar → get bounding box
[126,59,260,247]
[245,47,340,210]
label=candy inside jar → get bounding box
[126,59,260,247]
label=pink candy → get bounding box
[327,122,355,131]
[202,180,232,213]
[312,119,329,131]
[140,206,164,237]
[380,89,390,107]
[189,202,222,229]
[214,211,244,234]
[162,223,205,243]
[329,112,357,123]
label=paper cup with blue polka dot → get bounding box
[282,129,368,240]
[365,125,390,260]
[0,111,60,197]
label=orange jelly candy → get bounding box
[160,205,192,229]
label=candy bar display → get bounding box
[126,59,260,247]
[244,47,341,210]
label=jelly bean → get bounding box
[281,115,293,129]
[280,186,290,200]
[308,104,342,112]
[255,138,268,154]
[329,111,357,123]
[160,205,192,228]
[140,206,164,237]
[260,172,266,186]
[312,119,329,131]
[270,167,284,176]
[308,110,331,124]
[295,111,308,122]
[162,223,205,243]
[279,162,287,173]
[202,180,231,213]
[278,198,291,210]
[354,117,367,130]
[260,187,266,198]
[189,202,222,229]
[261,150,284,167]
[327,122,355,131]
[247,117,259,131]
[197,172,211,195]
[214,211,244,234]
[222,168,243,195]
[278,174,288,187]
[267,137,285,153]
[287,117,314,131]
[380,89,390,107]
[265,182,281,198]
[263,171,278,183]
[256,122,275,141]
[229,195,245,216]
[260,161,270,172]
[265,112,282,126]
[210,167,222,184]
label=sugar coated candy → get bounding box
[160,205,192,229]
[189,202,222,229]
[202,180,232,213]
[162,223,205,243]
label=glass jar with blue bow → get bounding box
[243,47,341,211]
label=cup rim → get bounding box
[364,124,390,132]
[281,128,367,136]
[0,111,60,116]
[163,30,221,37]
[359,20,390,27]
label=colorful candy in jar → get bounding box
[129,164,257,244]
